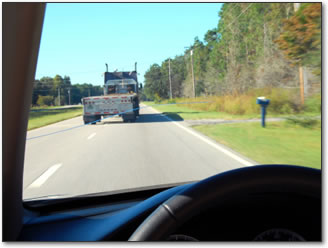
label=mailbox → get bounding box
[256,97,270,106]
[256,97,270,127]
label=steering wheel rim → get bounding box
[128,165,321,241]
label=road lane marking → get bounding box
[27,163,62,189]
[87,133,97,140]
[150,107,254,167]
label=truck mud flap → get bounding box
[84,115,101,125]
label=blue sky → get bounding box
[35,3,223,86]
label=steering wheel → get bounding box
[129,165,321,241]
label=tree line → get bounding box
[32,75,103,106]
[143,3,321,101]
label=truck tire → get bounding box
[122,114,127,123]
[83,116,92,125]
[130,113,136,123]
[84,115,98,125]
[122,113,136,123]
[133,98,140,117]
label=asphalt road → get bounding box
[23,105,256,200]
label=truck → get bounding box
[81,63,141,124]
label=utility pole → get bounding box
[88,89,90,97]
[190,50,196,98]
[294,3,305,105]
[68,88,71,105]
[58,87,61,106]
[184,46,196,98]
[168,58,173,99]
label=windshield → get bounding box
[105,79,137,94]
[23,2,321,201]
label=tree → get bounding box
[32,77,54,105]
[31,80,41,105]
[62,75,72,105]
[170,55,187,98]
[39,76,54,95]
[143,3,314,97]
[52,75,65,104]
[32,74,105,105]
[204,28,218,48]
[37,95,54,106]
[275,3,321,76]
[144,64,168,100]
[195,80,205,96]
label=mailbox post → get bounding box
[256,97,270,127]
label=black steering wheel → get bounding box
[129,165,321,241]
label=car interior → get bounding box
[2,3,322,242]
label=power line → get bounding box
[226,2,240,15]
[218,3,254,35]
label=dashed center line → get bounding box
[27,163,62,189]
[87,133,97,140]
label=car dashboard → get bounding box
[19,167,321,241]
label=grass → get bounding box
[193,121,321,170]
[30,105,82,110]
[28,107,83,130]
[142,88,321,120]
[31,106,65,110]
[142,101,319,121]
[143,101,260,120]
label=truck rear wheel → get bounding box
[84,115,98,125]
[123,113,136,123]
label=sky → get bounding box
[35,3,223,86]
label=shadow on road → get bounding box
[161,112,184,121]
[98,113,184,125]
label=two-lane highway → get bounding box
[23,105,256,200]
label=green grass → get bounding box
[142,101,319,121]
[143,101,260,120]
[30,105,83,110]
[142,90,321,120]
[31,106,62,110]
[28,107,83,130]
[193,121,321,170]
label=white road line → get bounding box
[27,163,62,189]
[150,107,254,167]
[87,133,97,140]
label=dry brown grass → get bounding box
[172,88,315,115]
